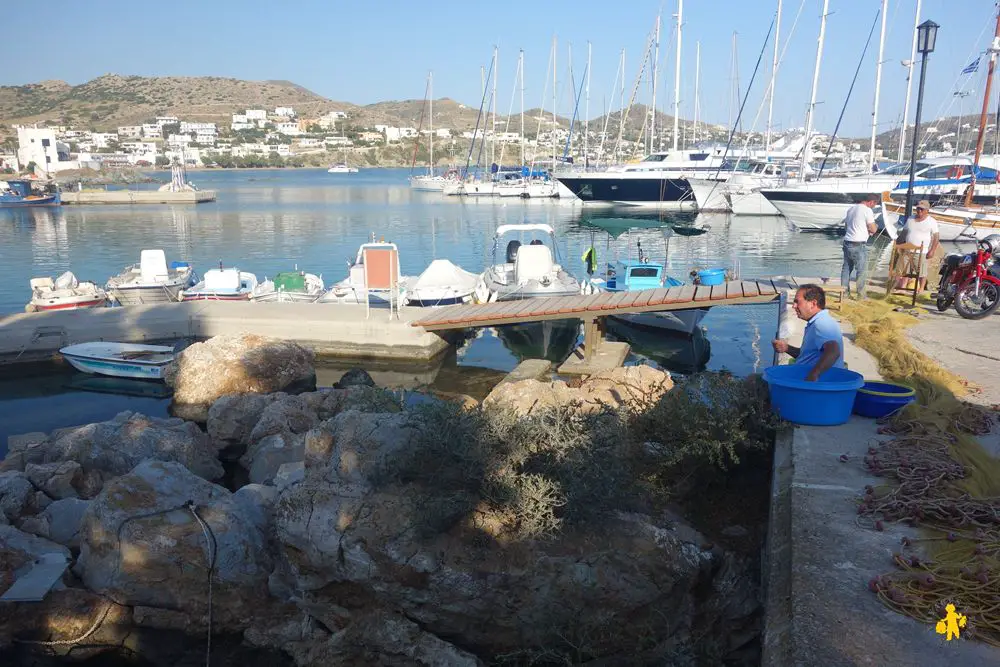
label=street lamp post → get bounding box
[904,19,939,221]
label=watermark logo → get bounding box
[935,604,967,641]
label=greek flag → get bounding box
[962,57,981,75]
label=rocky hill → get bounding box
[0,74,353,130]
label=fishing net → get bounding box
[841,296,1000,645]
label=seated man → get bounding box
[771,284,845,381]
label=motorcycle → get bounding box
[936,234,1000,320]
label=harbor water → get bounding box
[1,167,876,447]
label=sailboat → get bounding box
[881,9,1000,240]
[328,145,358,174]
[410,72,455,192]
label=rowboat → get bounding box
[59,342,175,380]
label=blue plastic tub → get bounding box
[763,364,865,426]
[697,268,726,286]
[852,381,915,418]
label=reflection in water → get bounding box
[606,319,711,376]
[494,320,582,365]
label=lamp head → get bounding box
[917,20,939,55]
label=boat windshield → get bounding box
[880,162,932,175]
[720,159,755,172]
[640,154,668,162]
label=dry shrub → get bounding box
[378,372,781,542]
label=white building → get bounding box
[274,106,295,118]
[167,133,194,147]
[297,137,322,148]
[91,133,117,149]
[383,127,418,143]
[323,136,351,146]
[142,124,162,139]
[232,114,248,124]
[316,111,347,129]
[231,121,255,132]
[155,116,179,127]
[275,122,302,136]
[118,126,143,139]
[245,109,267,121]
[180,121,217,134]
[17,126,75,173]
[195,130,217,146]
[121,141,159,165]
[0,153,18,170]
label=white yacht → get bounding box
[327,163,358,174]
[181,267,259,301]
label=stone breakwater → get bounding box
[0,333,765,666]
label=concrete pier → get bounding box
[0,301,450,366]
[61,190,216,205]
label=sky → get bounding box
[4,1,993,140]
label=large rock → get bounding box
[20,497,91,548]
[164,333,316,422]
[24,461,83,499]
[0,471,34,521]
[243,433,306,485]
[76,460,273,630]
[0,524,71,593]
[2,412,222,498]
[483,365,674,416]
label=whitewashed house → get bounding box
[118,126,143,138]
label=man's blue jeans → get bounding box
[841,241,869,296]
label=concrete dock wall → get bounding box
[61,190,216,205]
[0,302,449,365]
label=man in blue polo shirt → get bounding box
[771,284,844,381]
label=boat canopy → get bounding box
[580,217,672,239]
[495,223,555,236]
[203,269,241,290]
[274,271,306,292]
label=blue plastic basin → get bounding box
[852,381,915,418]
[763,364,865,426]
[697,269,726,286]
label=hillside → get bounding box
[0,74,354,130]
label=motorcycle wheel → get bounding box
[936,295,953,312]
[954,282,1000,320]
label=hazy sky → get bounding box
[4,1,992,138]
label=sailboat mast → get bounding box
[765,0,782,155]
[651,13,661,153]
[965,9,1000,205]
[898,0,922,162]
[429,72,434,176]
[672,0,683,152]
[869,0,887,172]
[801,0,829,182]
[585,41,591,166]
[520,49,525,166]
[694,41,700,146]
[492,45,498,169]
[553,35,558,167]
[619,48,626,163]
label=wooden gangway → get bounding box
[411,279,785,332]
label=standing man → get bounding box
[903,200,940,292]
[772,284,845,381]
[841,193,879,298]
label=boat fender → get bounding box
[25,303,37,313]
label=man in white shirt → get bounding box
[903,200,940,292]
[840,193,879,298]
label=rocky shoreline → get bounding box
[1,333,776,666]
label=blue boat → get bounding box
[600,259,707,335]
[0,179,60,207]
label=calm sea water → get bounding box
[0,167,864,446]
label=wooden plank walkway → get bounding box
[412,279,795,331]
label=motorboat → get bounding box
[250,269,325,303]
[26,271,107,312]
[59,342,175,381]
[760,157,990,230]
[327,163,358,174]
[0,179,60,207]
[477,224,584,302]
[181,266,259,301]
[105,249,196,305]
[597,259,707,335]
[404,259,479,306]
[686,160,789,215]
[318,237,412,305]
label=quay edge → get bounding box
[0,301,450,366]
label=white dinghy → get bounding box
[59,342,176,381]
[404,259,479,306]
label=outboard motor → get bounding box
[505,240,521,264]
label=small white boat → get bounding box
[181,266,258,301]
[404,259,479,306]
[328,163,359,174]
[318,237,413,305]
[477,224,584,302]
[250,269,325,302]
[106,249,196,305]
[27,272,107,312]
[60,342,175,380]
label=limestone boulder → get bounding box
[0,524,71,594]
[243,432,306,485]
[76,460,273,630]
[207,392,280,447]
[164,333,316,422]
[3,412,222,498]
[20,497,91,549]
[0,471,34,521]
[311,410,418,482]
[24,460,83,499]
[334,367,376,389]
[483,365,673,416]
